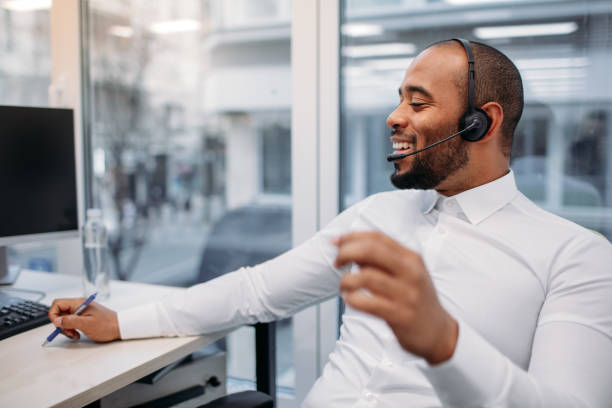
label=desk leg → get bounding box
[255,322,276,404]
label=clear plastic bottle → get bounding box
[82,208,110,300]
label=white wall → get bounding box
[204,65,291,113]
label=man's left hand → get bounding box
[334,231,458,365]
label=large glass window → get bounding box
[0,1,56,272]
[341,0,612,241]
[84,0,293,399]
[0,2,50,106]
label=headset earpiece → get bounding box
[460,107,491,142]
[453,38,492,143]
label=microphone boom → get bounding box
[386,122,477,162]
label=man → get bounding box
[50,40,612,407]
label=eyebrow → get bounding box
[398,85,433,99]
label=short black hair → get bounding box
[430,40,524,157]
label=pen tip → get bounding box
[41,340,49,347]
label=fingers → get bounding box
[334,232,398,271]
[61,329,80,340]
[49,308,86,340]
[49,299,120,342]
[342,290,396,321]
[48,298,86,321]
[340,266,419,327]
[53,315,90,340]
[49,298,90,340]
[334,231,420,275]
[340,266,403,299]
[54,314,89,331]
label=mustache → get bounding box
[390,128,416,138]
[390,129,418,143]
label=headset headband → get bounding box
[452,38,476,114]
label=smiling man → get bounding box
[50,40,612,407]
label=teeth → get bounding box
[393,142,412,150]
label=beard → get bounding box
[390,126,469,190]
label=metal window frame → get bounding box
[291,0,340,403]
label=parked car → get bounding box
[197,203,291,283]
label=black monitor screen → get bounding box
[0,106,78,238]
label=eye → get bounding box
[409,102,425,107]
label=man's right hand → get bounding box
[48,298,120,342]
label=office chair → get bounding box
[198,390,273,408]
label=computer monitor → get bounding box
[0,105,79,284]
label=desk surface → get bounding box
[0,271,226,408]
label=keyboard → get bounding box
[0,291,50,341]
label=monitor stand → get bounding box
[0,246,21,285]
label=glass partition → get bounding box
[341,0,612,240]
[84,0,294,398]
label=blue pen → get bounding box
[41,292,97,347]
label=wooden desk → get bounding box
[0,271,228,408]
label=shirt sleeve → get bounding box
[418,233,612,407]
[118,201,363,339]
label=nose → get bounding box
[386,105,409,130]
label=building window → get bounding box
[84,0,294,398]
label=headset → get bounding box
[387,38,492,162]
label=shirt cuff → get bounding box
[417,319,511,407]
[117,302,166,340]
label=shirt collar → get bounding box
[421,170,518,225]
[420,190,440,214]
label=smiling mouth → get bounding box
[391,137,416,154]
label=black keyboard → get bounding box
[0,291,50,341]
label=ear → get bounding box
[477,102,504,143]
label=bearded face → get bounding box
[386,46,474,191]
[389,120,469,190]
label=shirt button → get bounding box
[362,390,376,402]
[381,357,393,367]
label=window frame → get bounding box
[51,0,342,405]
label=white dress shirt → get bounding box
[118,171,612,407]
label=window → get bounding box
[84,0,294,399]
[261,117,292,195]
[0,1,56,272]
[0,3,50,106]
[340,0,612,240]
